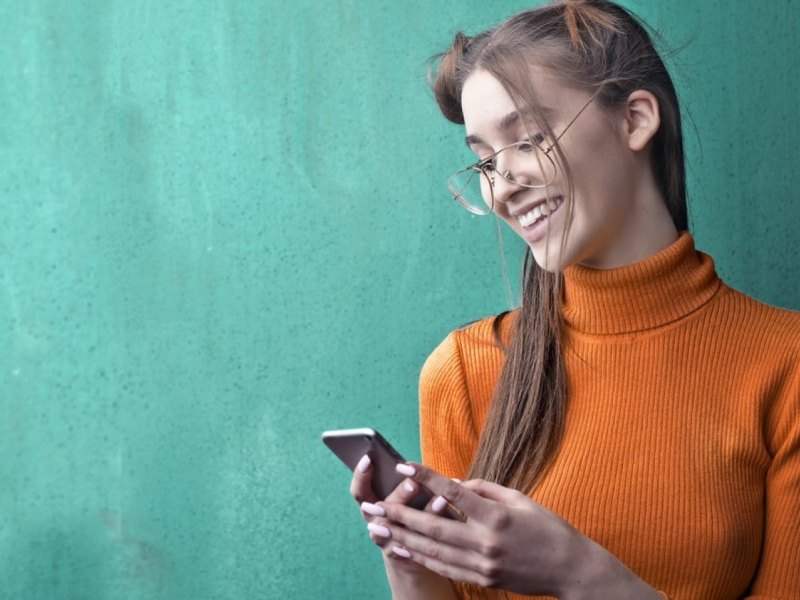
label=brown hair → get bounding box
[430,0,687,570]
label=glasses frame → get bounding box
[447,89,601,216]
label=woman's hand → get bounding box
[350,455,425,558]
[349,454,427,566]
[371,463,662,600]
[349,455,458,599]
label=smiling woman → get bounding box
[459,70,676,271]
[348,1,800,599]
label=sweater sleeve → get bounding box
[746,366,800,599]
[419,331,478,480]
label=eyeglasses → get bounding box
[447,91,599,216]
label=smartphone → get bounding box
[321,428,431,509]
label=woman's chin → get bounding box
[526,231,572,273]
[529,246,568,273]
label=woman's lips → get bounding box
[516,196,564,243]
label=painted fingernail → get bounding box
[360,502,386,517]
[404,481,415,493]
[431,496,448,513]
[367,522,391,538]
[356,454,371,473]
[396,464,416,477]
[392,546,412,559]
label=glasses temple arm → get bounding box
[546,86,604,151]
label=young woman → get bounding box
[351,1,800,598]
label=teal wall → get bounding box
[1,1,797,598]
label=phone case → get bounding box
[321,428,430,508]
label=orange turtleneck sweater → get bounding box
[419,233,800,600]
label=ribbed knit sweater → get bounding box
[419,233,800,600]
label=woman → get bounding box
[351,1,800,598]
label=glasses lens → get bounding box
[528,147,557,186]
[449,145,559,215]
[448,167,493,215]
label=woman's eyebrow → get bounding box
[464,110,521,147]
[498,110,522,131]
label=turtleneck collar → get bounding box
[561,232,722,335]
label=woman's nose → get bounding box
[491,168,523,204]
[491,149,552,203]
[491,150,533,203]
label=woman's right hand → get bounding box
[349,454,428,570]
[349,455,458,598]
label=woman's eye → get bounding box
[517,134,545,152]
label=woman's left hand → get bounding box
[368,463,660,598]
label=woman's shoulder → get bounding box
[427,309,517,359]
[709,287,800,398]
[420,310,518,389]
[716,284,800,348]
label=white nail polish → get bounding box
[367,522,391,538]
[356,454,371,473]
[404,481,415,493]
[392,546,412,559]
[395,464,416,477]
[360,502,386,517]
[432,496,448,513]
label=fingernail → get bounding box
[356,454,371,473]
[392,546,412,559]
[451,478,462,483]
[367,522,391,538]
[431,496,448,513]
[360,501,386,517]
[404,481,415,493]
[395,464,416,477]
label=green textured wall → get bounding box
[1,1,797,599]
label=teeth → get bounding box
[517,197,563,228]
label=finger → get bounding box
[385,477,422,504]
[426,479,467,521]
[354,466,423,552]
[379,501,477,550]
[424,495,465,522]
[385,535,499,589]
[401,550,497,588]
[430,495,449,514]
[361,503,396,550]
[385,518,476,568]
[367,526,394,551]
[367,522,392,540]
[397,463,486,518]
[350,454,377,505]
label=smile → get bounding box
[517,196,564,228]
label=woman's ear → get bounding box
[623,90,660,152]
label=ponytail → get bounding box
[562,0,622,49]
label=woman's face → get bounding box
[460,68,664,272]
